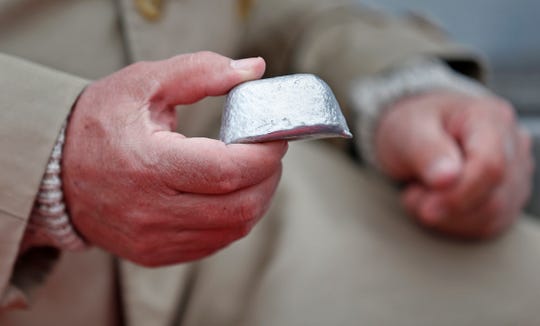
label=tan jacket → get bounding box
[0,0,481,324]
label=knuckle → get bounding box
[480,156,506,183]
[182,51,219,69]
[215,177,238,194]
[194,50,219,60]
[230,197,260,227]
[214,164,242,193]
[140,162,167,185]
[239,199,260,224]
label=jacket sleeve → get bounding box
[0,53,88,310]
[241,0,486,148]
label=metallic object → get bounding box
[220,74,352,144]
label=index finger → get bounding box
[153,132,288,194]
[422,121,510,220]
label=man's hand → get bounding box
[62,52,288,266]
[375,91,534,239]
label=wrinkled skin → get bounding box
[63,49,532,269]
[376,91,534,239]
[63,52,287,267]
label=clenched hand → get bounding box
[63,52,287,266]
[376,91,533,239]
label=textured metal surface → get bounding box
[220,74,352,144]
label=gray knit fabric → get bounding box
[24,123,88,251]
[349,58,489,168]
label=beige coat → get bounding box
[3,1,540,325]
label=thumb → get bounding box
[134,51,265,106]
[377,110,463,188]
[405,124,463,188]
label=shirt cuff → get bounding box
[349,57,490,169]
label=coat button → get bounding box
[134,0,162,21]
[237,0,254,20]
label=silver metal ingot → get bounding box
[220,74,353,144]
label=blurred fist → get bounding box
[376,91,533,239]
[63,52,288,266]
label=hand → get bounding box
[63,52,288,266]
[375,91,534,239]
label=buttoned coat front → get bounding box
[2,1,540,325]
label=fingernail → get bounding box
[230,57,261,71]
[427,158,460,186]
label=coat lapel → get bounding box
[117,0,243,62]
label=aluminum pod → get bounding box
[220,74,352,144]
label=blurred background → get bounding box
[361,0,540,215]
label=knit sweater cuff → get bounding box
[21,123,89,252]
[349,58,490,169]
